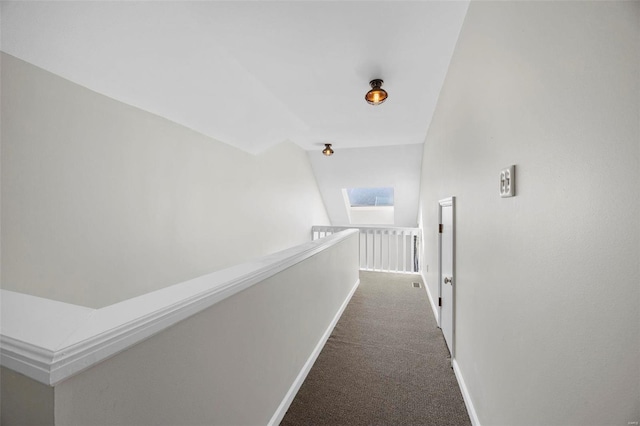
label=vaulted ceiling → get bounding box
[1,1,469,154]
[2,1,470,227]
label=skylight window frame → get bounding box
[342,187,395,225]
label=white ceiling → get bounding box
[1,1,469,154]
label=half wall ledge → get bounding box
[0,229,360,386]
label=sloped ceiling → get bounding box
[309,144,424,227]
[0,0,469,154]
[1,1,469,227]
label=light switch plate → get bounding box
[500,165,515,197]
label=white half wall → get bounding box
[52,231,360,426]
[1,367,53,425]
[0,53,330,308]
[419,2,639,425]
[1,230,360,425]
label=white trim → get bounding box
[439,197,454,208]
[1,336,56,385]
[1,229,359,386]
[268,277,361,426]
[420,271,439,324]
[452,359,481,426]
[312,225,420,233]
[437,196,455,355]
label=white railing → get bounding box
[312,226,421,274]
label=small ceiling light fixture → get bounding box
[322,143,334,156]
[365,79,388,105]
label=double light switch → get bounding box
[500,165,515,197]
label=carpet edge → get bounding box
[268,277,361,426]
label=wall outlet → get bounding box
[500,165,515,197]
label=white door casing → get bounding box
[438,197,455,357]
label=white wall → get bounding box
[348,206,394,226]
[309,144,423,227]
[419,1,639,425]
[52,233,359,426]
[1,53,330,308]
[1,367,53,425]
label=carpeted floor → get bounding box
[281,271,471,426]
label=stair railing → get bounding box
[312,226,421,274]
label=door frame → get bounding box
[438,196,456,358]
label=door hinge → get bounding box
[438,297,442,307]
[439,224,443,233]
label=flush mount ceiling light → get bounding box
[322,144,334,156]
[365,79,388,105]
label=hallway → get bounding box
[281,271,470,425]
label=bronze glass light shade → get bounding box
[365,79,388,105]
[322,144,334,156]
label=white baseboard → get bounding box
[421,271,439,325]
[268,277,361,426]
[452,358,481,426]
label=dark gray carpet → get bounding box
[281,271,471,426]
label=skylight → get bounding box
[346,187,394,207]
[342,187,395,225]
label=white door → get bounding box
[439,197,455,357]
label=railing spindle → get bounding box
[385,231,389,272]
[366,230,370,270]
[310,225,420,274]
[402,231,406,273]
[395,231,399,272]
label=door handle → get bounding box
[444,277,453,284]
